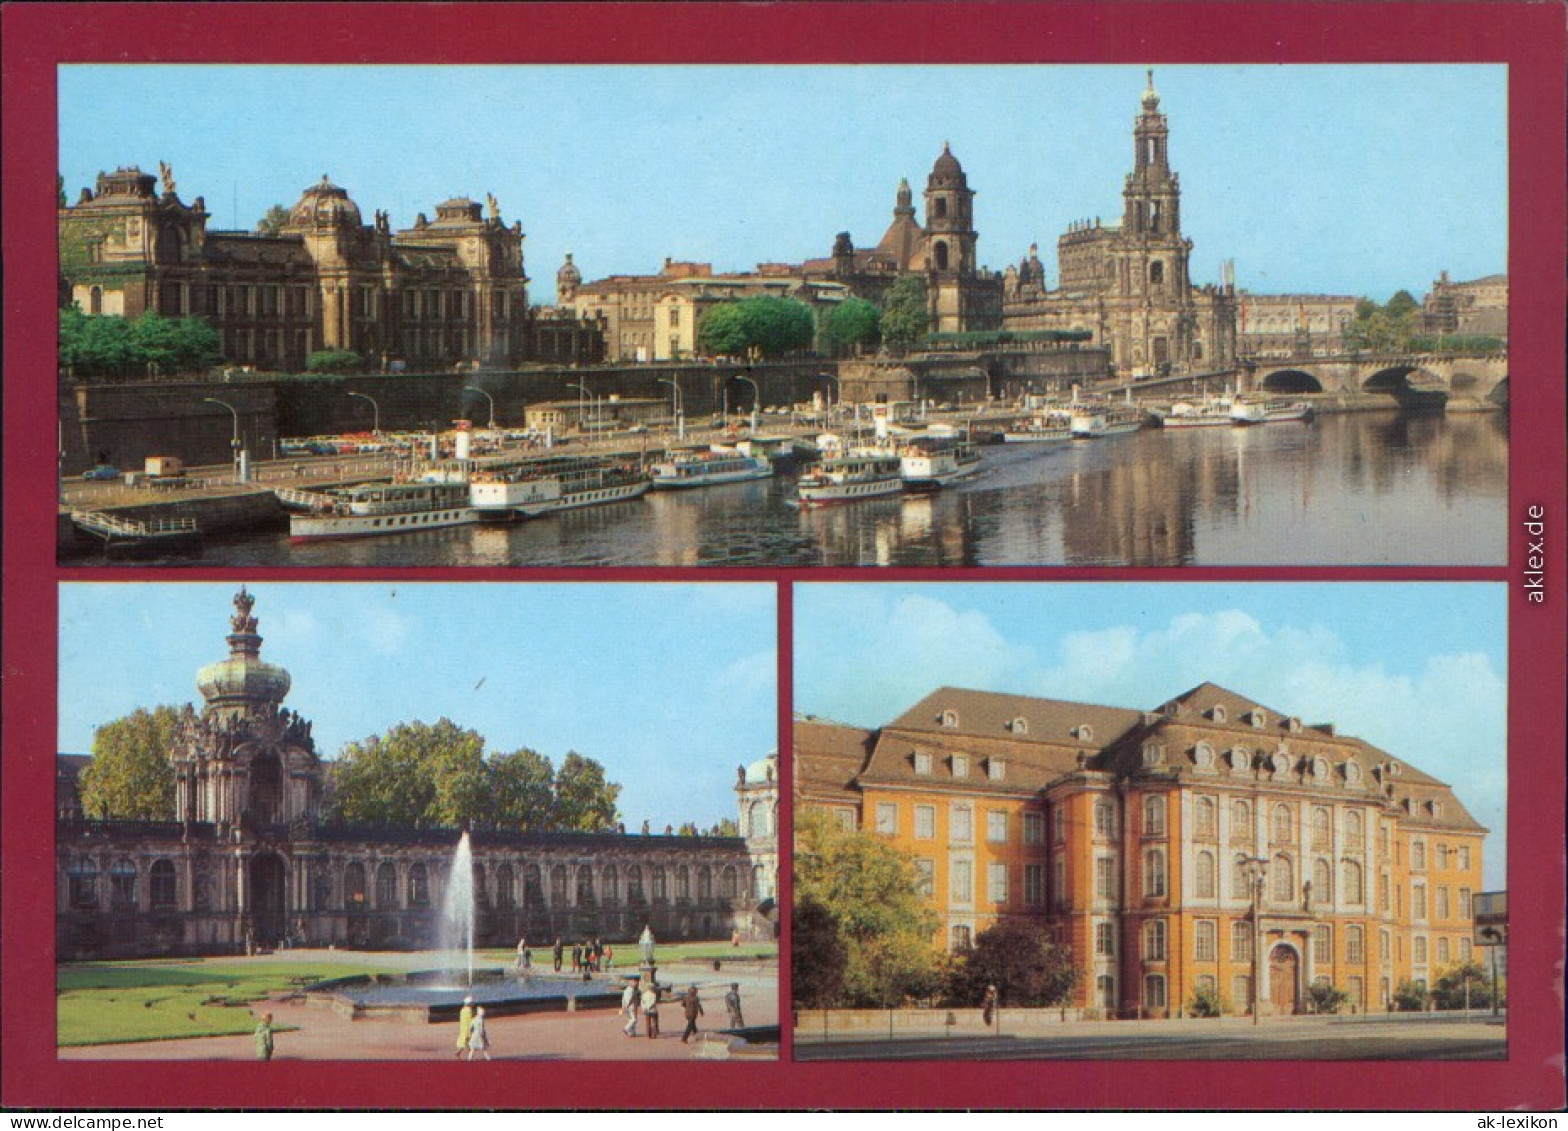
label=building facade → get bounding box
[59,165,553,373]
[57,589,773,959]
[1421,272,1509,339]
[1002,74,1239,378]
[1236,293,1361,358]
[795,682,1486,1018]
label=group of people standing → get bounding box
[619,980,746,1043]
[525,936,613,976]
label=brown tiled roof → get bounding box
[886,686,1144,748]
[793,717,874,803]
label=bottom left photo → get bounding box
[52,581,779,1061]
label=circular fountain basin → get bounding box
[304,966,626,1024]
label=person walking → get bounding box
[552,938,564,972]
[981,984,999,1029]
[680,984,704,1044]
[621,978,641,1037]
[641,981,661,1039]
[466,1007,492,1061]
[253,1012,274,1061]
[455,995,475,1058]
[515,937,528,970]
[724,983,745,1029]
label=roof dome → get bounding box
[288,175,362,230]
[1141,69,1161,111]
[928,142,966,187]
[195,588,292,710]
[742,751,777,785]
[557,253,582,286]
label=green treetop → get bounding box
[78,706,180,820]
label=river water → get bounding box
[176,411,1508,568]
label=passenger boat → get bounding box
[793,451,905,507]
[289,480,478,541]
[1001,410,1074,444]
[1162,398,1236,428]
[469,457,651,519]
[1229,397,1313,425]
[898,436,983,490]
[1069,404,1146,438]
[648,449,773,489]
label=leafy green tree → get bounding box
[79,706,180,820]
[879,275,929,349]
[306,349,364,375]
[256,204,291,235]
[698,296,816,359]
[822,296,881,354]
[328,718,486,827]
[551,751,621,832]
[59,307,137,377]
[1344,292,1421,353]
[1431,960,1503,1010]
[129,312,221,375]
[1306,981,1351,1015]
[791,894,848,1008]
[944,917,1082,1008]
[1187,983,1228,1018]
[793,807,942,1007]
[709,817,739,837]
[1392,978,1430,1012]
[487,746,555,832]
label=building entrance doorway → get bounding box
[1268,944,1299,1015]
[248,853,287,947]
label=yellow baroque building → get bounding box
[795,682,1486,1018]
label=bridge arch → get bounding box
[1362,365,1446,394]
[1259,369,1323,394]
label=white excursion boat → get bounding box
[1001,410,1074,444]
[1230,397,1314,425]
[469,457,651,519]
[289,480,478,542]
[898,436,983,490]
[1069,404,1146,438]
[1162,398,1236,428]
[793,451,905,507]
[649,449,773,489]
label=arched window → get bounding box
[650,866,668,902]
[495,864,515,909]
[150,859,178,911]
[576,865,595,906]
[68,858,99,910]
[523,864,543,907]
[1346,810,1365,848]
[375,862,398,909]
[676,865,691,900]
[473,862,489,909]
[344,862,367,908]
[1270,804,1294,845]
[1195,796,1217,838]
[550,864,568,905]
[1144,974,1167,1011]
[1142,795,1166,837]
[1270,855,1295,904]
[1143,919,1167,961]
[626,865,645,905]
[933,242,950,271]
[749,799,770,837]
[602,865,619,905]
[1231,799,1253,841]
[109,858,138,910]
[1143,848,1167,898]
[1312,857,1332,901]
[1094,797,1116,839]
[408,863,429,908]
[1233,856,1253,900]
[721,865,739,899]
[1149,261,1165,292]
[934,198,949,220]
[1195,920,1217,961]
[1312,808,1331,849]
[697,865,714,902]
[1343,859,1364,904]
[1195,851,1217,899]
[753,863,772,900]
[1346,925,1365,964]
[89,285,104,315]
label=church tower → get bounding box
[921,145,1000,334]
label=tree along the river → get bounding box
[698,296,816,359]
[60,308,221,378]
[822,296,882,355]
[879,275,929,349]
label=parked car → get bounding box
[81,465,119,481]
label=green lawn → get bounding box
[57,960,381,1046]
[474,939,778,966]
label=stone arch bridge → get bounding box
[1239,351,1509,404]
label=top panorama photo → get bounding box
[56,65,1507,567]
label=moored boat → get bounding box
[1162,398,1235,428]
[289,480,478,541]
[793,451,904,507]
[469,457,651,519]
[1001,409,1074,444]
[1070,404,1146,438]
[898,436,983,490]
[649,449,773,489]
[1230,397,1314,425]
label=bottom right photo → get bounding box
[791,582,1506,1061]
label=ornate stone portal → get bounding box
[57,589,770,959]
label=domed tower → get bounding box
[556,253,582,302]
[170,588,322,828]
[283,175,377,354]
[923,143,977,277]
[735,751,779,905]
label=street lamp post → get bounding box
[817,373,839,424]
[463,385,497,432]
[735,375,761,433]
[345,391,380,436]
[566,382,600,443]
[202,397,246,483]
[658,377,684,442]
[1245,856,1270,1026]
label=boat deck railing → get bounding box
[71,510,200,540]
[273,486,339,511]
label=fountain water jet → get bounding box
[439,831,475,986]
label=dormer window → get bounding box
[1429,800,1443,818]
[1270,751,1289,777]
[952,755,969,779]
[1249,710,1267,729]
[987,758,1006,782]
[1192,742,1215,769]
[913,751,932,776]
[1311,757,1329,781]
[1229,747,1249,773]
[1141,741,1164,768]
[940,709,959,729]
[1009,717,1028,735]
[1288,717,1303,734]
[1210,705,1227,723]
[1073,724,1094,742]
[1344,760,1362,787]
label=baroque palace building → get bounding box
[795,682,1486,1019]
[56,589,776,959]
[1001,73,1239,378]
[57,164,563,372]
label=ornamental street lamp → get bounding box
[202,396,246,483]
[734,375,762,433]
[463,385,497,431]
[345,391,380,436]
[1244,855,1270,1026]
[658,377,684,441]
[566,382,600,441]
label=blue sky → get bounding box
[796,583,1507,887]
[59,64,1505,301]
[58,583,776,830]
